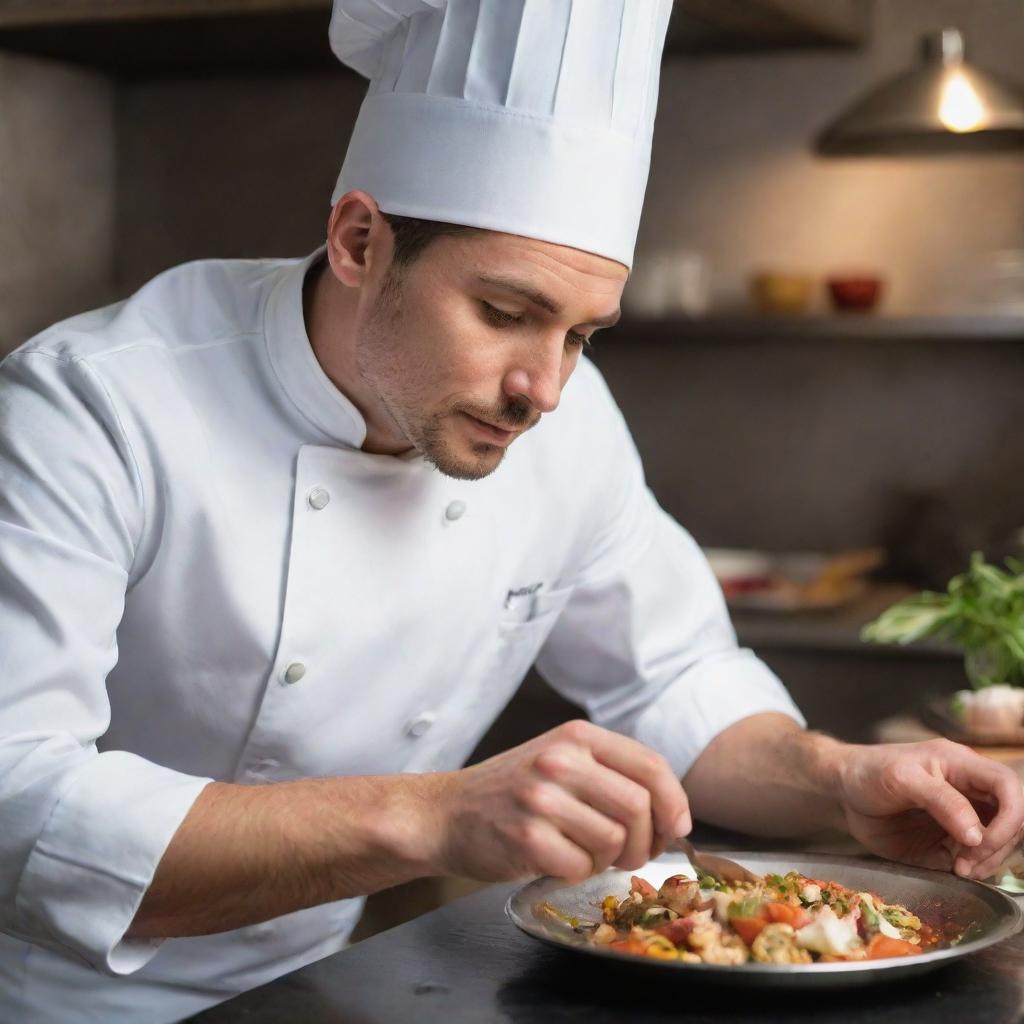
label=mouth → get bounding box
[461,412,520,447]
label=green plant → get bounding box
[861,553,1024,689]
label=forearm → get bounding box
[682,713,848,837]
[127,772,446,939]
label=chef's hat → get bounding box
[329,0,673,268]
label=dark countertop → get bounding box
[189,857,1024,1024]
[730,582,959,656]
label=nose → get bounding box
[502,337,566,415]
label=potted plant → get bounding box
[862,553,1024,738]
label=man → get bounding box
[1,1,1021,1021]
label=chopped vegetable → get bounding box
[866,934,920,959]
[585,868,944,967]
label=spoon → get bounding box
[671,836,761,885]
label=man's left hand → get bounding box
[835,738,1024,879]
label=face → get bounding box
[355,230,627,480]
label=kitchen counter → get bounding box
[188,838,1024,1024]
[731,582,958,656]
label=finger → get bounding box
[512,814,595,883]
[573,722,689,838]
[898,764,985,849]
[515,780,627,875]
[958,835,1022,881]
[534,750,653,869]
[948,760,1024,870]
[649,832,670,860]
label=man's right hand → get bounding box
[128,720,690,938]
[421,719,691,884]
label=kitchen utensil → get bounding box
[671,836,760,885]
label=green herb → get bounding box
[727,897,763,919]
[767,873,785,887]
[861,553,1024,688]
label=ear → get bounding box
[325,190,391,289]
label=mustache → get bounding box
[459,397,538,432]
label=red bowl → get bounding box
[827,276,883,312]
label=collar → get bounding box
[263,247,368,448]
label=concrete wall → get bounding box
[0,53,115,355]
[640,0,1024,314]
[115,69,363,292]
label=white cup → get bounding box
[625,250,709,318]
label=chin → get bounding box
[424,439,506,481]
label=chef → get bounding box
[1,1,1022,1021]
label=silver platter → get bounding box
[505,851,1024,988]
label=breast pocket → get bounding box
[493,585,575,691]
[406,586,576,773]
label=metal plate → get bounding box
[506,851,1024,988]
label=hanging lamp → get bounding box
[818,28,1024,154]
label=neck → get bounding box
[303,256,413,457]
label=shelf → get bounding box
[0,1,340,76]
[732,582,961,657]
[671,0,869,54]
[608,314,1024,345]
[0,0,868,77]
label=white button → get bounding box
[282,662,306,685]
[445,500,466,522]
[307,487,330,510]
[405,712,437,738]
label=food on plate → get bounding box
[538,870,941,966]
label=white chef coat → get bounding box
[0,249,805,1022]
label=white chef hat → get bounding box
[329,0,673,268]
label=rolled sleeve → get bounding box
[16,753,210,974]
[628,648,805,779]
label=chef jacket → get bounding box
[0,249,805,1022]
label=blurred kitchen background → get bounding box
[4,0,1024,932]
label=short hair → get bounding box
[381,211,481,268]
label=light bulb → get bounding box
[938,70,986,132]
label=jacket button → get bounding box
[445,500,466,522]
[307,487,331,510]
[282,662,306,685]
[405,712,437,737]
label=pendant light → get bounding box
[818,28,1024,155]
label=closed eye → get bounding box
[481,302,591,349]
[481,301,525,328]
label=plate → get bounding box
[505,851,1023,988]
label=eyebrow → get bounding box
[476,275,621,329]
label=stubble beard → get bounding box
[358,271,534,482]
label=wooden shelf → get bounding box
[0,0,868,77]
[608,314,1024,344]
[671,0,869,54]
